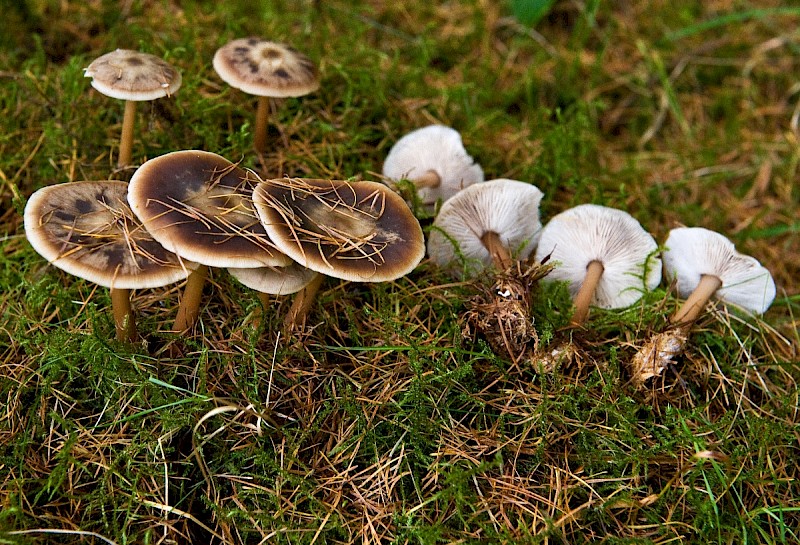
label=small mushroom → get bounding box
[534,204,661,326]
[24,180,192,341]
[213,38,320,155]
[253,177,425,329]
[629,227,776,385]
[127,150,290,331]
[427,178,544,278]
[84,49,182,168]
[382,125,484,209]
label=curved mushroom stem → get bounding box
[254,96,270,154]
[283,272,324,333]
[480,230,512,270]
[173,264,209,332]
[111,287,136,342]
[118,100,137,168]
[413,170,441,189]
[572,260,604,326]
[670,274,722,324]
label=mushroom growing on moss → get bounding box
[213,38,319,155]
[24,180,192,341]
[630,227,776,385]
[533,204,661,326]
[84,49,182,168]
[382,125,484,209]
[253,176,425,329]
[127,150,290,332]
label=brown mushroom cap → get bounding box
[212,38,319,98]
[24,181,192,289]
[84,49,182,101]
[253,177,425,282]
[127,150,291,268]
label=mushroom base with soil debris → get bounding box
[628,326,689,386]
[462,261,553,364]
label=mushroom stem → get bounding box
[173,264,209,332]
[250,291,272,330]
[283,272,324,333]
[572,260,604,326]
[413,170,441,189]
[670,274,723,324]
[254,96,270,154]
[118,100,137,168]
[111,288,136,342]
[480,230,512,270]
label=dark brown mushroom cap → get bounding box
[127,150,291,268]
[24,181,193,289]
[253,178,425,282]
[212,38,319,98]
[84,49,182,101]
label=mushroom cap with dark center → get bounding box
[213,38,320,98]
[664,227,775,315]
[382,125,484,206]
[253,177,425,282]
[229,262,318,296]
[534,204,662,309]
[427,178,544,277]
[24,181,193,289]
[84,49,182,101]
[127,150,290,268]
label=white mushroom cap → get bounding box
[663,227,775,315]
[229,262,317,296]
[427,178,544,277]
[382,125,484,206]
[212,38,319,98]
[84,49,182,101]
[534,204,661,309]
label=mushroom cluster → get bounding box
[23,37,777,388]
[394,125,776,380]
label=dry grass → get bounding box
[1,1,799,544]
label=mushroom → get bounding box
[212,38,320,155]
[533,204,661,326]
[84,49,182,168]
[24,180,192,341]
[426,178,544,278]
[127,150,291,332]
[253,176,425,329]
[664,227,776,322]
[382,125,484,209]
[630,227,776,385]
[228,262,318,328]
